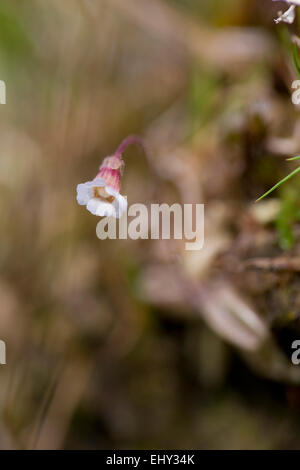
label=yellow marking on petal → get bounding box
[93,186,115,203]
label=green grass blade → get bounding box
[256,166,300,202]
[287,155,300,161]
[293,44,300,76]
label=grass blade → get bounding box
[293,44,300,76]
[286,155,300,161]
[256,166,300,202]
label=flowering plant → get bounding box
[76,135,144,218]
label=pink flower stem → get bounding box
[114,134,158,200]
[114,135,146,158]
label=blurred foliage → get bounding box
[276,182,300,250]
[0,0,300,451]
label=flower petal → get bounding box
[91,177,106,187]
[87,197,116,217]
[105,186,118,197]
[274,5,296,24]
[76,182,94,205]
[76,178,106,205]
[113,193,128,219]
[273,1,300,5]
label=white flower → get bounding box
[273,0,300,24]
[274,4,296,23]
[273,0,300,6]
[77,137,145,220]
[276,0,300,5]
[76,177,127,219]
